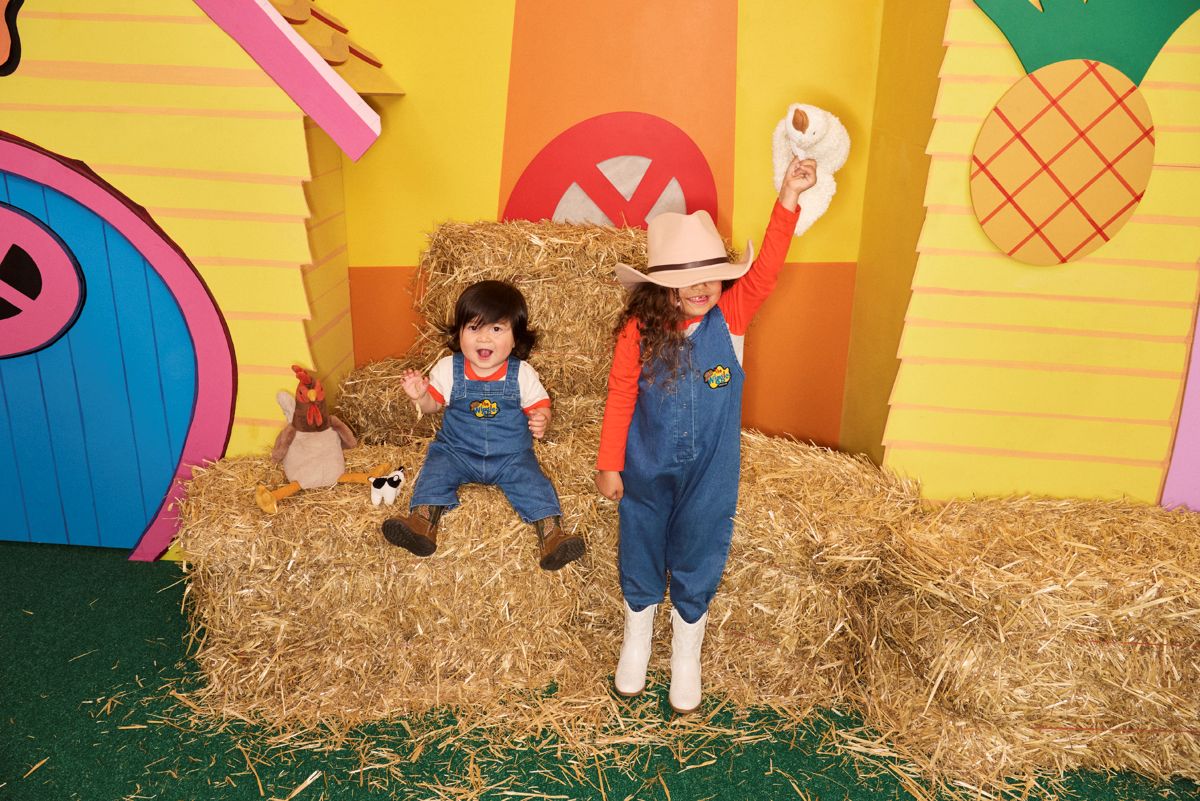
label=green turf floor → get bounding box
[1,541,1197,800]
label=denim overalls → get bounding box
[618,307,744,624]
[409,353,561,523]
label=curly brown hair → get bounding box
[614,284,689,383]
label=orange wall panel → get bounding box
[501,0,737,231]
[742,263,857,446]
[349,266,424,365]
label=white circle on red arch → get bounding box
[0,203,85,358]
[503,111,718,228]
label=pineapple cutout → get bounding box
[970,0,1196,265]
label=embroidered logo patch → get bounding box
[471,399,499,418]
[704,365,731,389]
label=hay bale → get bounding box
[850,497,1200,790]
[177,432,917,735]
[417,220,644,398]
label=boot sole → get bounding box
[669,700,701,715]
[382,519,437,556]
[539,535,585,571]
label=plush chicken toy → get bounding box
[254,365,388,514]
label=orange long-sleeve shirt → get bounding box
[596,201,801,471]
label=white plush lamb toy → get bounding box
[772,103,850,236]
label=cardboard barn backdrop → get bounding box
[0,0,1197,559]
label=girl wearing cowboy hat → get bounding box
[595,156,817,713]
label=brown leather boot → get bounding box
[534,516,585,571]
[382,505,444,556]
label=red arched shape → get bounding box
[503,111,718,229]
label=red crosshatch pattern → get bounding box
[969,60,1156,266]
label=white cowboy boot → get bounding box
[614,601,657,696]
[669,608,707,714]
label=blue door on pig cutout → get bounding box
[0,169,197,550]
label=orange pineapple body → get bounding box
[970,59,1155,266]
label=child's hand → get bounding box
[779,157,817,211]
[595,470,623,501]
[401,369,430,401]
[527,406,552,439]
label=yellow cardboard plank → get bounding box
[889,362,1181,419]
[226,422,280,458]
[305,124,345,182]
[944,4,1011,47]
[101,174,310,218]
[924,157,972,207]
[911,252,1200,303]
[883,446,1164,502]
[940,42,1023,78]
[905,291,1194,336]
[919,212,1200,264]
[0,111,309,178]
[22,15,258,71]
[898,322,1190,373]
[304,256,350,303]
[36,0,204,16]
[884,406,1175,462]
[0,77,296,114]
[227,320,315,366]
[201,268,311,318]
[161,218,314,264]
[1154,133,1200,168]
[1145,50,1200,86]
[927,118,983,156]
[934,79,1010,120]
[308,284,351,328]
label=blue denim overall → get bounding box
[409,354,561,522]
[618,307,744,624]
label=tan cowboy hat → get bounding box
[614,210,755,289]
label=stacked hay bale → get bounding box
[848,498,1200,790]
[181,217,1200,792]
[181,220,919,737]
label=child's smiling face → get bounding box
[459,317,514,375]
[676,281,722,318]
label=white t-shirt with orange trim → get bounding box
[425,356,551,414]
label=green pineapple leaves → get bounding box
[973,0,1200,84]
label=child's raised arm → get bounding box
[402,368,443,415]
[778,156,817,211]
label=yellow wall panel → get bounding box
[23,15,251,68]
[0,79,295,113]
[911,253,1200,303]
[904,292,1194,336]
[923,158,971,207]
[927,119,982,156]
[226,321,314,367]
[837,0,947,459]
[885,408,1175,462]
[733,0,884,263]
[102,176,309,218]
[899,323,1190,373]
[888,362,1181,419]
[934,81,1012,119]
[939,43,1022,79]
[159,219,313,264]
[336,0,515,266]
[884,447,1164,502]
[0,110,310,177]
[201,268,311,318]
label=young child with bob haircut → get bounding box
[596,157,817,712]
[383,280,585,571]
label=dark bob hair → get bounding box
[441,280,538,360]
